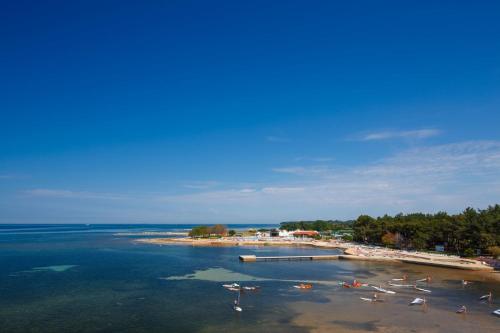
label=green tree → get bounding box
[353,215,375,243]
[189,226,210,238]
[350,204,500,256]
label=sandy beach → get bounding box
[136,237,496,275]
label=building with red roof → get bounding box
[292,230,320,238]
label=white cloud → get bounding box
[272,165,332,176]
[183,181,219,189]
[156,140,500,220]
[295,156,335,162]
[12,140,500,223]
[357,128,441,141]
[24,189,128,200]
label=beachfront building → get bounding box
[292,230,320,239]
[270,229,280,237]
[271,229,293,237]
[255,230,270,238]
[278,229,292,237]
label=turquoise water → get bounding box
[0,225,498,332]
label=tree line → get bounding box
[352,204,500,256]
[279,220,353,232]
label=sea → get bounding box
[0,224,498,332]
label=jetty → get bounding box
[239,254,341,262]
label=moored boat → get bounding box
[372,286,396,294]
[414,286,432,293]
[223,283,240,289]
[294,283,313,289]
[389,283,414,288]
[409,297,426,306]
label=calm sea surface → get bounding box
[0,224,498,332]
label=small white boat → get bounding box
[223,283,240,289]
[479,292,492,300]
[242,286,259,291]
[492,309,500,317]
[392,275,408,281]
[233,306,242,312]
[416,276,431,283]
[414,286,432,293]
[389,283,414,288]
[227,287,240,292]
[360,297,384,303]
[456,306,467,314]
[409,297,425,306]
[372,286,396,294]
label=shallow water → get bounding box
[0,225,498,332]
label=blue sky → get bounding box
[1,1,500,223]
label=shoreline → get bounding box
[136,237,496,274]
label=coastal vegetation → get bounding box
[188,224,228,238]
[352,204,500,256]
[186,205,499,258]
[279,220,353,233]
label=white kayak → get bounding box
[392,278,405,281]
[410,297,425,305]
[492,309,500,317]
[372,286,396,294]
